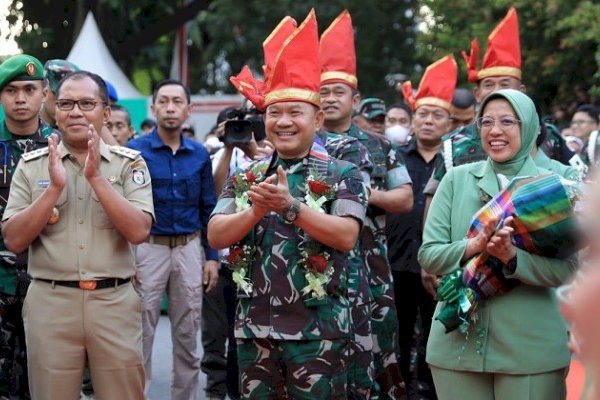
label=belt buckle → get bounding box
[79,280,97,290]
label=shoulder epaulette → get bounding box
[109,145,141,160]
[21,147,49,162]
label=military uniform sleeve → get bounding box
[386,145,412,189]
[198,158,219,261]
[121,155,155,222]
[3,159,32,222]
[210,171,237,217]
[330,162,368,227]
[418,168,469,276]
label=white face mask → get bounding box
[385,125,410,145]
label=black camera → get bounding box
[222,107,266,145]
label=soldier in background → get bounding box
[0,54,58,399]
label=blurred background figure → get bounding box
[570,104,600,165]
[448,88,476,132]
[105,80,119,105]
[564,135,584,155]
[41,59,79,128]
[181,123,196,140]
[107,104,135,146]
[139,118,157,135]
[385,102,412,145]
[354,97,386,134]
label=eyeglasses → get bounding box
[56,99,106,111]
[476,116,521,130]
[570,120,595,127]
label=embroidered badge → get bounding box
[108,176,117,183]
[37,179,50,188]
[25,62,36,76]
[48,207,59,225]
[132,169,145,185]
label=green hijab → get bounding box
[478,89,540,176]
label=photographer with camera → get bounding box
[211,104,273,196]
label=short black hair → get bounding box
[140,118,156,130]
[452,88,476,109]
[110,104,132,125]
[56,70,109,103]
[152,79,191,104]
[386,102,411,117]
[575,104,600,125]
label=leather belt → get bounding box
[146,231,200,248]
[37,277,131,290]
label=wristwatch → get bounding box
[282,198,301,222]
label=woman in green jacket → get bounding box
[418,89,576,400]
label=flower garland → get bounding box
[224,243,256,297]
[228,162,338,301]
[232,163,268,212]
[305,169,338,213]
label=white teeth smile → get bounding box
[489,140,507,148]
[277,132,295,136]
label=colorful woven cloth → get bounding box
[436,174,580,333]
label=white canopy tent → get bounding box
[67,12,142,99]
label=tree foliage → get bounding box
[7,0,419,101]
[6,0,598,109]
[417,0,600,107]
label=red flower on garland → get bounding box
[227,247,245,264]
[308,180,331,195]
[244,171,257,183]
[307,254,328,273]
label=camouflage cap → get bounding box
[44,59,80,93]
[356,97,386,120]
[0,54,44,91]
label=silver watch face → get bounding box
[285,209,298,221]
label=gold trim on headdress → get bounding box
[264,88,321,108]
[414,97,452,112]
[320,71,358,87]
[477,66,522,81]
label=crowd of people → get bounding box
[0,5,599,400]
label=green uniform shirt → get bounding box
[0,120,56,295]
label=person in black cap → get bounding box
[353,97,387,134]
[0,53,59,399]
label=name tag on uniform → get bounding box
[37,179,50,188]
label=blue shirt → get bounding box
[128,130,218,260]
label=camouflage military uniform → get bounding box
[424,123,581,197]
[347,124,411,399]
[211,142,368,399]
[0,120,55,399]
[316,130,375,398]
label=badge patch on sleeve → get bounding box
[132,169,146,185]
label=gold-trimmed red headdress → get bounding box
[401,54,457,112]
[462,7,521,83]
[319,10,357,89]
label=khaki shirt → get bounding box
[3,140,155,281]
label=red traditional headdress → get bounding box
[462,7,521,83]
[401,54,457,112]
[319,10,357,89]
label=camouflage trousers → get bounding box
[237,338,348,399]
[371,283,404,399]
[0,273,30,399]
[347,302,374,399]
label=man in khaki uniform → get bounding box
[1,70,154,400]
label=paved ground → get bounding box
[147,315,208,399]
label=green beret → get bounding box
[0,54,44,91]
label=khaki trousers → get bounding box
[23,280,145,400]
[431,365,567,400]
[135,238,204,400]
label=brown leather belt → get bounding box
[37,277,131,290]
[146,231,200,248]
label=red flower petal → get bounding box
[307,255,328,273]
[308,180,330,195]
